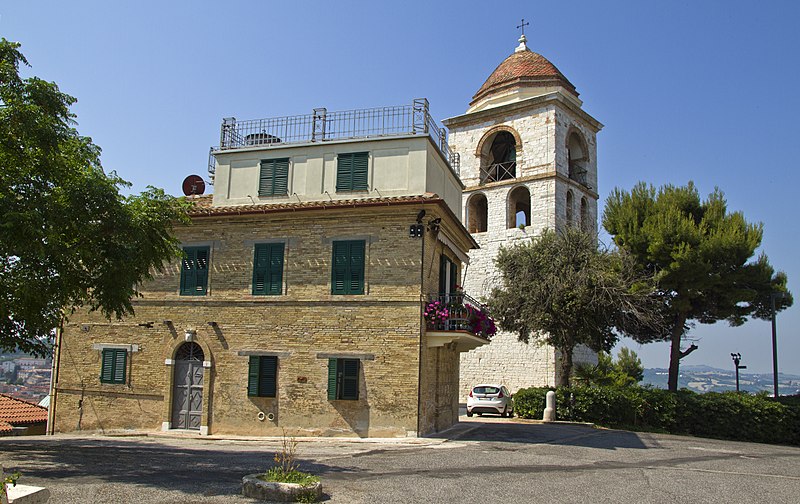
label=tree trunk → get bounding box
[667,312,688,392]
[559,347,574,388]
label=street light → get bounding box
[731,353,747,392]
[770,291,788,398]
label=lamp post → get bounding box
[771,292,787,398]
[731,353,747,392]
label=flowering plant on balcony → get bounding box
[466,303,497,339]
[423,300,450,327]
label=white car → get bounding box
[466,384,513,417]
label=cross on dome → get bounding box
[515,18,530,53]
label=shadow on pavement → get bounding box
[0,437,361,499]
[432,419,657,450]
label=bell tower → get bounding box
[443,33,603,398]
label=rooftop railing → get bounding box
[210,98,459,181]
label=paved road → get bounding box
[1,417,799,503]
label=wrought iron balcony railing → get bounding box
[423,292,496,340]
[209,98,460,181]
[480,161,517,184]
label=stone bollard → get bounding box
[542,390,556,422]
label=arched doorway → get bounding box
[171,342,205,430]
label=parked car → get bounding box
[466,384,513,417]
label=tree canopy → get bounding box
[487,227,663,387]
[0,39,190,356]
[603,181,792,391]
[574,347,644,388]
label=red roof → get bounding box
[471,49,578,106]
[0,421,12,434]
[186,193,443,217]
[0,394,48,426]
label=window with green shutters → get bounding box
[100,348,126,384]
[252,243,284,295]
[327,358,359,400]
[331,240,365,295]
[259,158,290,196]
[335,152,369,191]
[180,246,210,296]
[247,356,278,397]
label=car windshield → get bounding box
[473,386,500,395]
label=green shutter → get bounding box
[253,243,284,295]
[336,154,353,191]
[336,152,368,192]
[259,160,274,196]
[331,242,348,294]
[101,349,125,384]
[247,356,260,396]
[348,241,365,295]
[100,349,114,382]
[332,240,365,295]
[273,159,289,195]
[327,358,338,400]
[268,244,284,295]
[259,356,277,397]
[449,260,457,292]
[113,349,126,383]
[180,248,197,295]
[181,246,209,296]
[341,359,359,400]
[252,244,269,295]
[259,158,289,196]
[351,152,368,190]
[438,255,447,295]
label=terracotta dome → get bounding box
[471,47,578,107]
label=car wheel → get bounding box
[466,410,473,417]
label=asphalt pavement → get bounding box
[1,415,799,503]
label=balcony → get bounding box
[479,161,517,185]
[208,98,460,182]
[424,292,495,352]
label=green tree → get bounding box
[614,347,644,384]
[488,227,663,387]
[573,347,644,387]
[0,39,190,356]
[603,182,792,392]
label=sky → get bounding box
[2,1,798,375]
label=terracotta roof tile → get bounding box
[186,193,442,217]
[0,421,12,434]
[0,394,48,426]
[472,50,577,106]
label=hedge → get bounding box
[513,386,800,446]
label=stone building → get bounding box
[444,35,602,399]
[50,100,490,437]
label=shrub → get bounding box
[514,385,800,446]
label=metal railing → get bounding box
[480,161,517,184]
[424,291,489,337]
[212,98,460,175]
[568,162,590,188]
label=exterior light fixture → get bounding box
[730,353,747,392]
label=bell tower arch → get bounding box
[444,34,603,399]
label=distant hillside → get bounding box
[642,366,800,396]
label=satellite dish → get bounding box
[182,175,206,196]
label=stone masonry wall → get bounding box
[450,99,600,400]
[54,205,468,438]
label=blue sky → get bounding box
[3,1,798,374]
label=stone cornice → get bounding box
[443,93,603,132]
[462,170,599,199]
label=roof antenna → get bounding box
[516,18,530,53]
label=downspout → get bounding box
[416,218,425,437]
[47,316,64,435]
